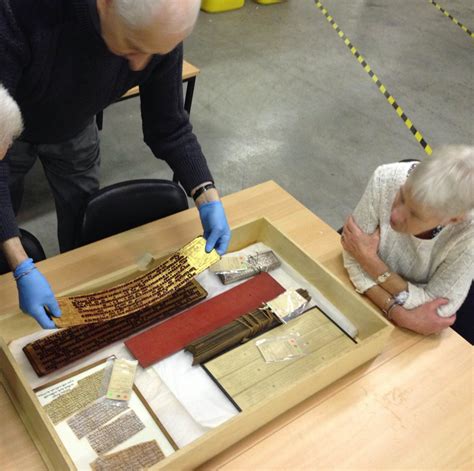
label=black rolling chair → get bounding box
[75,179,189,248]
[0,228,47,275]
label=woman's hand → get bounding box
[341,215,380,265]
[391,299,456,335]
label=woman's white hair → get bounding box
[406,145,474,217]
[0,84,23,151]
[114,0,201,31]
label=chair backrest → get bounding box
[0,229,47,275]
[76,179,189,248]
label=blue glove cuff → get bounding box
[198,200,222,212]
[13,258,35,280]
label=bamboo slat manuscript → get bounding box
[186,289,310,365]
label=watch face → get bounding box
[377,272,391,283]
[396,291,409,304]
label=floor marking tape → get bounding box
[315,1,433,155]
[428,1,474,39]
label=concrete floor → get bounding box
[17,0,474,257]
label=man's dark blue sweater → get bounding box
[0,0,212,242]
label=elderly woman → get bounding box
[341,146,473,336]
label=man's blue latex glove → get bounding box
[198,201,231,255]
[14,258,61,329]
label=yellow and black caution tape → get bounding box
[314,1,432,156]
[428,1,474,39]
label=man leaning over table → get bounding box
[0,0,231,329]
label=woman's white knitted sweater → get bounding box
[343,162,473,317]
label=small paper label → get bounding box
[37,379,77,404]
[106,358,137,401]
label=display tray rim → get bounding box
[0,217,393,470]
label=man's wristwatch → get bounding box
[192,182,215,201]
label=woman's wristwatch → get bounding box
[376,271,392,284]
[393,290,409,306]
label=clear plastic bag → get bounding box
[265,288,310,323]
[101,357,138,403]
[211,251,281,284]
[256,333,309,363]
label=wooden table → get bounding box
[0,181,472,470]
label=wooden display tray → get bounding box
[0,218,393,470]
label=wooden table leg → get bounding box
[184,77,197,115]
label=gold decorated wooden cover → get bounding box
[55,237,219,327]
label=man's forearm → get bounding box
[1,237,28,270]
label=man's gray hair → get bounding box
[114,0,201,30]
[407,145,474,217]
[0,84,23,151]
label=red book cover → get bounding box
[125,272,285,367]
